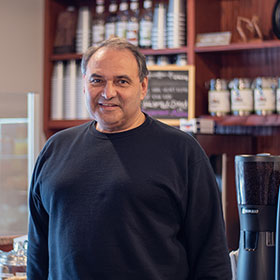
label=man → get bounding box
[27,37,232,279]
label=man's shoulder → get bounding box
[49,121,92,140]
[43,121,92,151]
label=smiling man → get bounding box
[27,38,232,280]
[83,41,147,133]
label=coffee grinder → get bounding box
[235,154,280,280]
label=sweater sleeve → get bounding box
[27,154,49,280]
[183,153,232,279]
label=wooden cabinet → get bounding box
[44,0,280,134]
[190,0,280,118]
[188,0,280,250]
[43,0,280,250]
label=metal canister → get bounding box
[146,55,156,66]
[276,78,280,114]
[176,54,187,66]
[157,56,169,66]
[208,79,230,116]
[252,77,277,115]
[228,78,253,116]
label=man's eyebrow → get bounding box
[88,74,133,83]
[89,73,103,79]
[115,75,132,82]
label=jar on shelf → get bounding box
[176,54,187,66]
[0,240,27,279]
[228,78,253,116]
[157,55,169,66]
[146,55,156,66]
[252,77,277,115]
[277,77,280,114]
[208,79,230,116]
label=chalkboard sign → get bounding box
[142,65,195,126]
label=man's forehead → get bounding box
[92,47,135,60]
[87,48,139,77]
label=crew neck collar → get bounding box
[88,113,152,139]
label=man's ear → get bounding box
[140,77,148,100]
[82,74,86,94]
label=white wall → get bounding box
[0,0,44,145]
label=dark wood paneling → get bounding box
[221,0,276,42]
[44,0,68,137]
[194,53,223,116]
[256,135,280,155]
[220,48,280,78]
[195,0,277,42]
[195,0,222,34]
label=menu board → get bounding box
[142,65,195,126]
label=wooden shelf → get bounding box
[140,47,189,55]
[48,115,280,131]
[202,114,280,126]
[48,119,90,130]
[51,53,83,61]
[195,40,280,53]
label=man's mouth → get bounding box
[99,103,117,107]
[99,102,118,108]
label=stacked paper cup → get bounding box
[167,0,186,48]
[76,7,91,53]
[76,64,89,119]
[63,60,77,119]
[152,3,167,49]
[51,61,64,120]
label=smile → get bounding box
[99,103,117,107]
[98,103,119,110]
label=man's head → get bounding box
[82,38,149,133]
[81,37,149,82]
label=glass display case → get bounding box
[0,92,40,236]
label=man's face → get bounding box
[83,47,148,133]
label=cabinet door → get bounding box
[0,92,39,236]
[192,0,280,117]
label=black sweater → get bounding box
[27,115,232,279]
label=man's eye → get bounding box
[89,78,103,85]
[117,80,129,85]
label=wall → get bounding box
[0,0,44,238]
[0,0,44,145]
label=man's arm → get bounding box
[27,159,49,279]
[184,154,232,279]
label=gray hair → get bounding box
[81,37,149,82]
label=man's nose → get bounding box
[101,82,116,99]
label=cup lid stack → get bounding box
[152,3,167,49]
[51,61,64,120]
[76,7,91,53]
[63,60,77,119]
[167,0,186,48]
